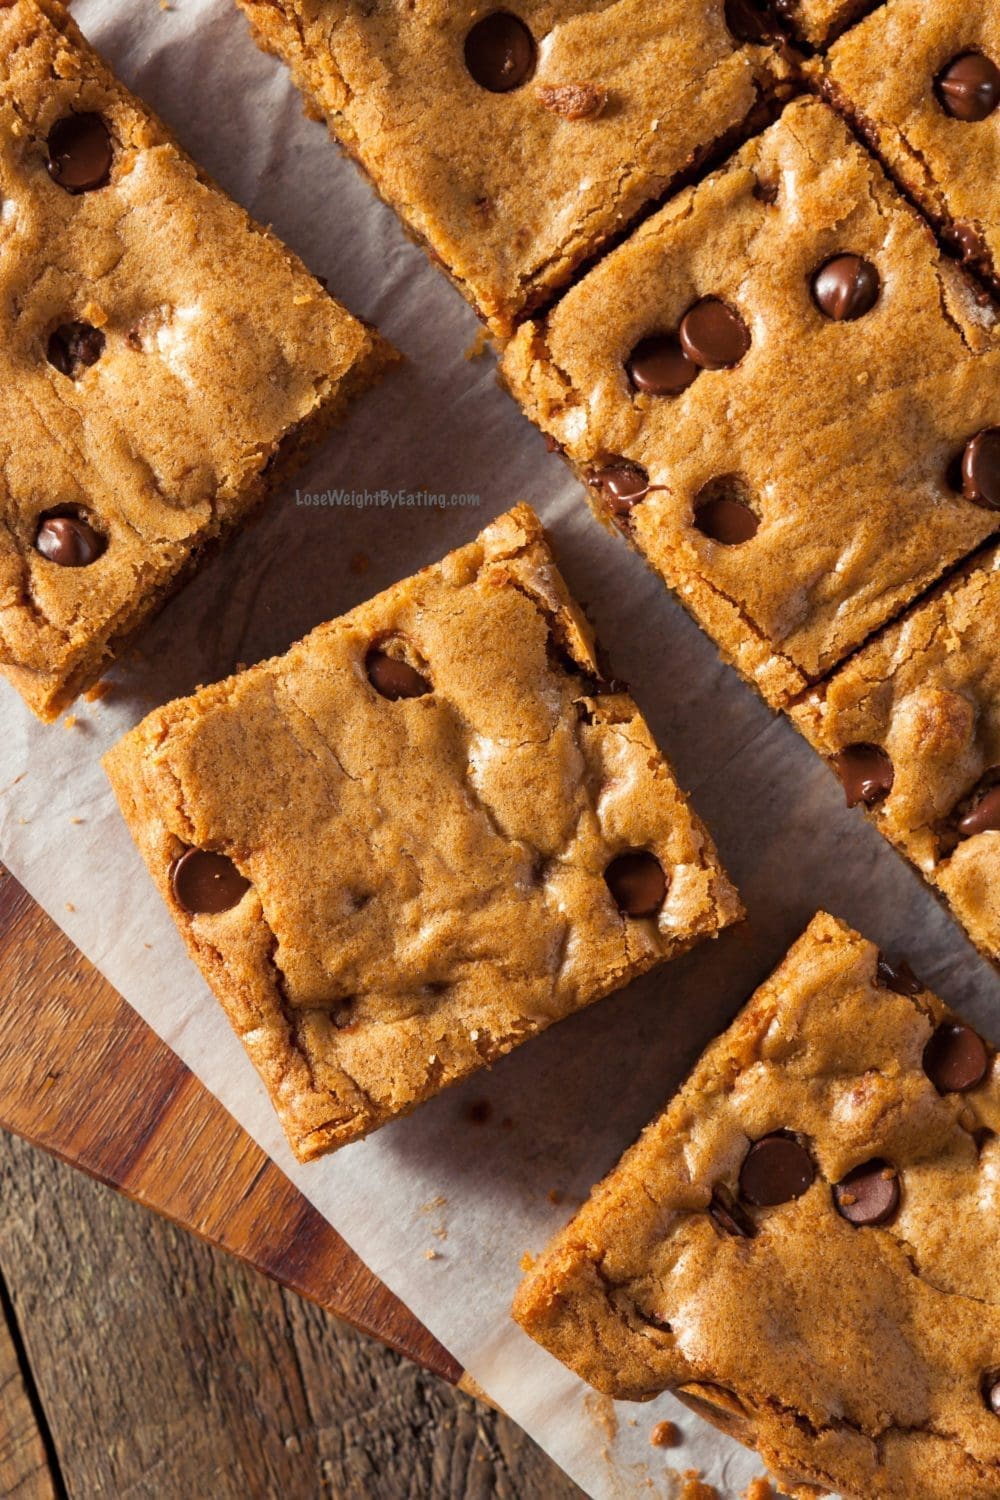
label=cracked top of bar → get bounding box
[103,506,740,1161]
[792,545,1000,967]
[0,0,393,721]
[820,0,1000,297]
[502,99,1000,708]
[234,0,788,334]
[514,910,1000,1500]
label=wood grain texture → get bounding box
[0,1129,584,1500]
[0,863,459,1385]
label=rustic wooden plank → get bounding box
[0,864,459,1384]
[0,1129,583,1500]
[0,1281,59,1500]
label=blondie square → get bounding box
[234,0,788,335]
[792,546,1000,967]
[103,506,741,1161]
[514,911,1000,1499]
[0,0,394,722]
[820,0,1000,297]
[502,99,1000,708]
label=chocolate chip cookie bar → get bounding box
[234,0,790,335]
[0,0,395,722]
[502,98,1000,708]
[792,546,1000,967]
[514,910,1000,1499]
[819,1,1000,297]
[103,505,741,1161]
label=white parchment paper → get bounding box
[3,3,1000,1494]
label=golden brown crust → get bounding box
[103,505,741,1161]
[233,0,791,335]
[0,0,395,720]
[514,911,1000,1499]
[501,99,1000,708]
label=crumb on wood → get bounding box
[63,715,77,729]
[424,1248,440,1261]
[649,1419,680,1449]
[70,817,83,825]
[65,902,75,913]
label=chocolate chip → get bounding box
[604,850,667,917]
[464,12,535,92]
[171,849,250,915]
[834,743,894,808]
[591,461,649,514]
[876,955,923,996]
[924,1023,989,1093]
[709,1185,757,1240]
[812,255,880,322]
[943,221,990,271]
[694,495,759,544]
[984,1374,1000,1417]
[833,1160,900,1227]
[739,1133,815,1207]
[937,52,1000,122]
[47,321,105,380]
[678,299,750,371]
[958,785,1000,836]
[34,513,105,567]
[625,334,699,396]
[725,0,781,42]
[366,647,431,700]
[47,113,113,193]
[961,430,1000,509]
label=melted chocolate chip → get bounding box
[678,298,750,371]
[464,12,536,92]
[604,850,667,917]
[709,1185,757,1240]
[47,112,113,193]
[724,0,781,42]
[625,334,699,396]
[923,1023,990,1093]
[739,1133,815,1207]
[984,1373,1000,1417]
[958,785,1000,836]
[812,255,880,322]
[35,513,105,567]
[694,494,759,544]
[171,849,250,915]
[834,743,894,808]
[876,955,923,996]
[47,321,105,380]
[833,1160,900,1227]
[962,430,1000,509]
[591,461,649,515]
[937,52,1000,122]
[366,647,431,700]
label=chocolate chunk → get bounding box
[923,1023,989,1093]
[709,1185,757,1239]
[725,0,781,42]
[694,495,759,544]
[958,785,1000,836]
[47,322,106,380]
[625,334,699,396]
[739,1133,815,1207]
[366,647,431,700]
[984,1374,1000,1416]
[944,220,990,271]
[834,1160,900,1227]
[464,13,535,92]
[962,430,1000,509]
[937,52,1000,122]
[591,461,649,514]
[833,743,894,808]
[812,255,880,322]
[171,849,250,915]
[47,112,113,193]
[35,514,105,568]
[678,299,750,371]
[604,850,667,917]
[536,82,607,120]
[876,955,923,996]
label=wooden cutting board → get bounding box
[0,862,463,1387]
